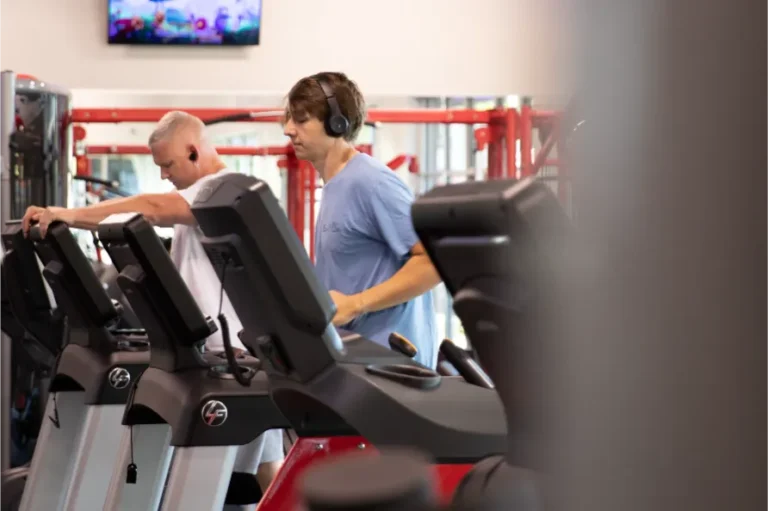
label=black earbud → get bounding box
[189,150,198,162]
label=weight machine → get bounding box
[0,70,71,480]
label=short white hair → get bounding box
[148,110,205,146]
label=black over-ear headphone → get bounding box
[314,76,349,138]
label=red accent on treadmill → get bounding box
[257,436,474,510]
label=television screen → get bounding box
[108,0,262,46]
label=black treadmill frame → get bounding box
[28,221,148,405]
[98,213,287,447]
[191,173,507,462]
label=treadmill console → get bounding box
[190,174,508,463]
[26,221,150,403]
[191,174,343,383]
[1,222,62,363]
[0,258,24,340]
[29,221,119,340]
[98,213,218,371]
[2,221,52,314]
[412,176,571,466]
[412,176,570,329]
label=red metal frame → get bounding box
[305,161,317,261]
[282,152,302,243]
[385,154,420,174]
[70,105,567,254]
[258,436,474,510]
[519,104,533,178]
[84,144,291,156]
[69,108,493,125]
[531,124,558,173]
[505,108,519,179]
[522,108,568,202]
[487,109,505,180]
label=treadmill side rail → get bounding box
[103,424,173,511]
[18,392,88,511]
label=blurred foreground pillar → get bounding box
[546,2,766,510]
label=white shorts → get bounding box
[233,429,285,473]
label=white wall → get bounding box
[1,0,572,97]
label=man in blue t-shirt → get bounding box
[282,72,441,368]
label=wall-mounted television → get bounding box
[108,0,262,46]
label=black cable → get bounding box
[217,255,254,387]
[49,392,60,429]
[204,113,254,125]
[204,111,283,126]
[125,370,141,484]
[125,428,137,483]
[217,258,227,317]
[71,175,120,188]
[202,110,377,129]
[73,175,131,198]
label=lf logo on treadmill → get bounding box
[108,367,131,390]
[201,400,228,427]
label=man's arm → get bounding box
[353,242,441,314]
[68,192,194,229]
[328,171,443,327]
[22,192,194,236]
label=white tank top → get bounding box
[170,169,245,351]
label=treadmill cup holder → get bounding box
[364,363,442,390]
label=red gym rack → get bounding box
[69,106,565,259]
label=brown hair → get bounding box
[284,72,367,142]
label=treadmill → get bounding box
[0,224,64,511]
[19,221,150,511]
[411,176,571,509]
[96,212,289,511]
[189,173,508,508]
[1,222,62,370]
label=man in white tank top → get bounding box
[21,111,284,496]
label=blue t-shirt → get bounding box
[315,153,437,368]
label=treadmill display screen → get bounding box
[191,173,343,381]
[30,221,118,328]
[99,214,216,345]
